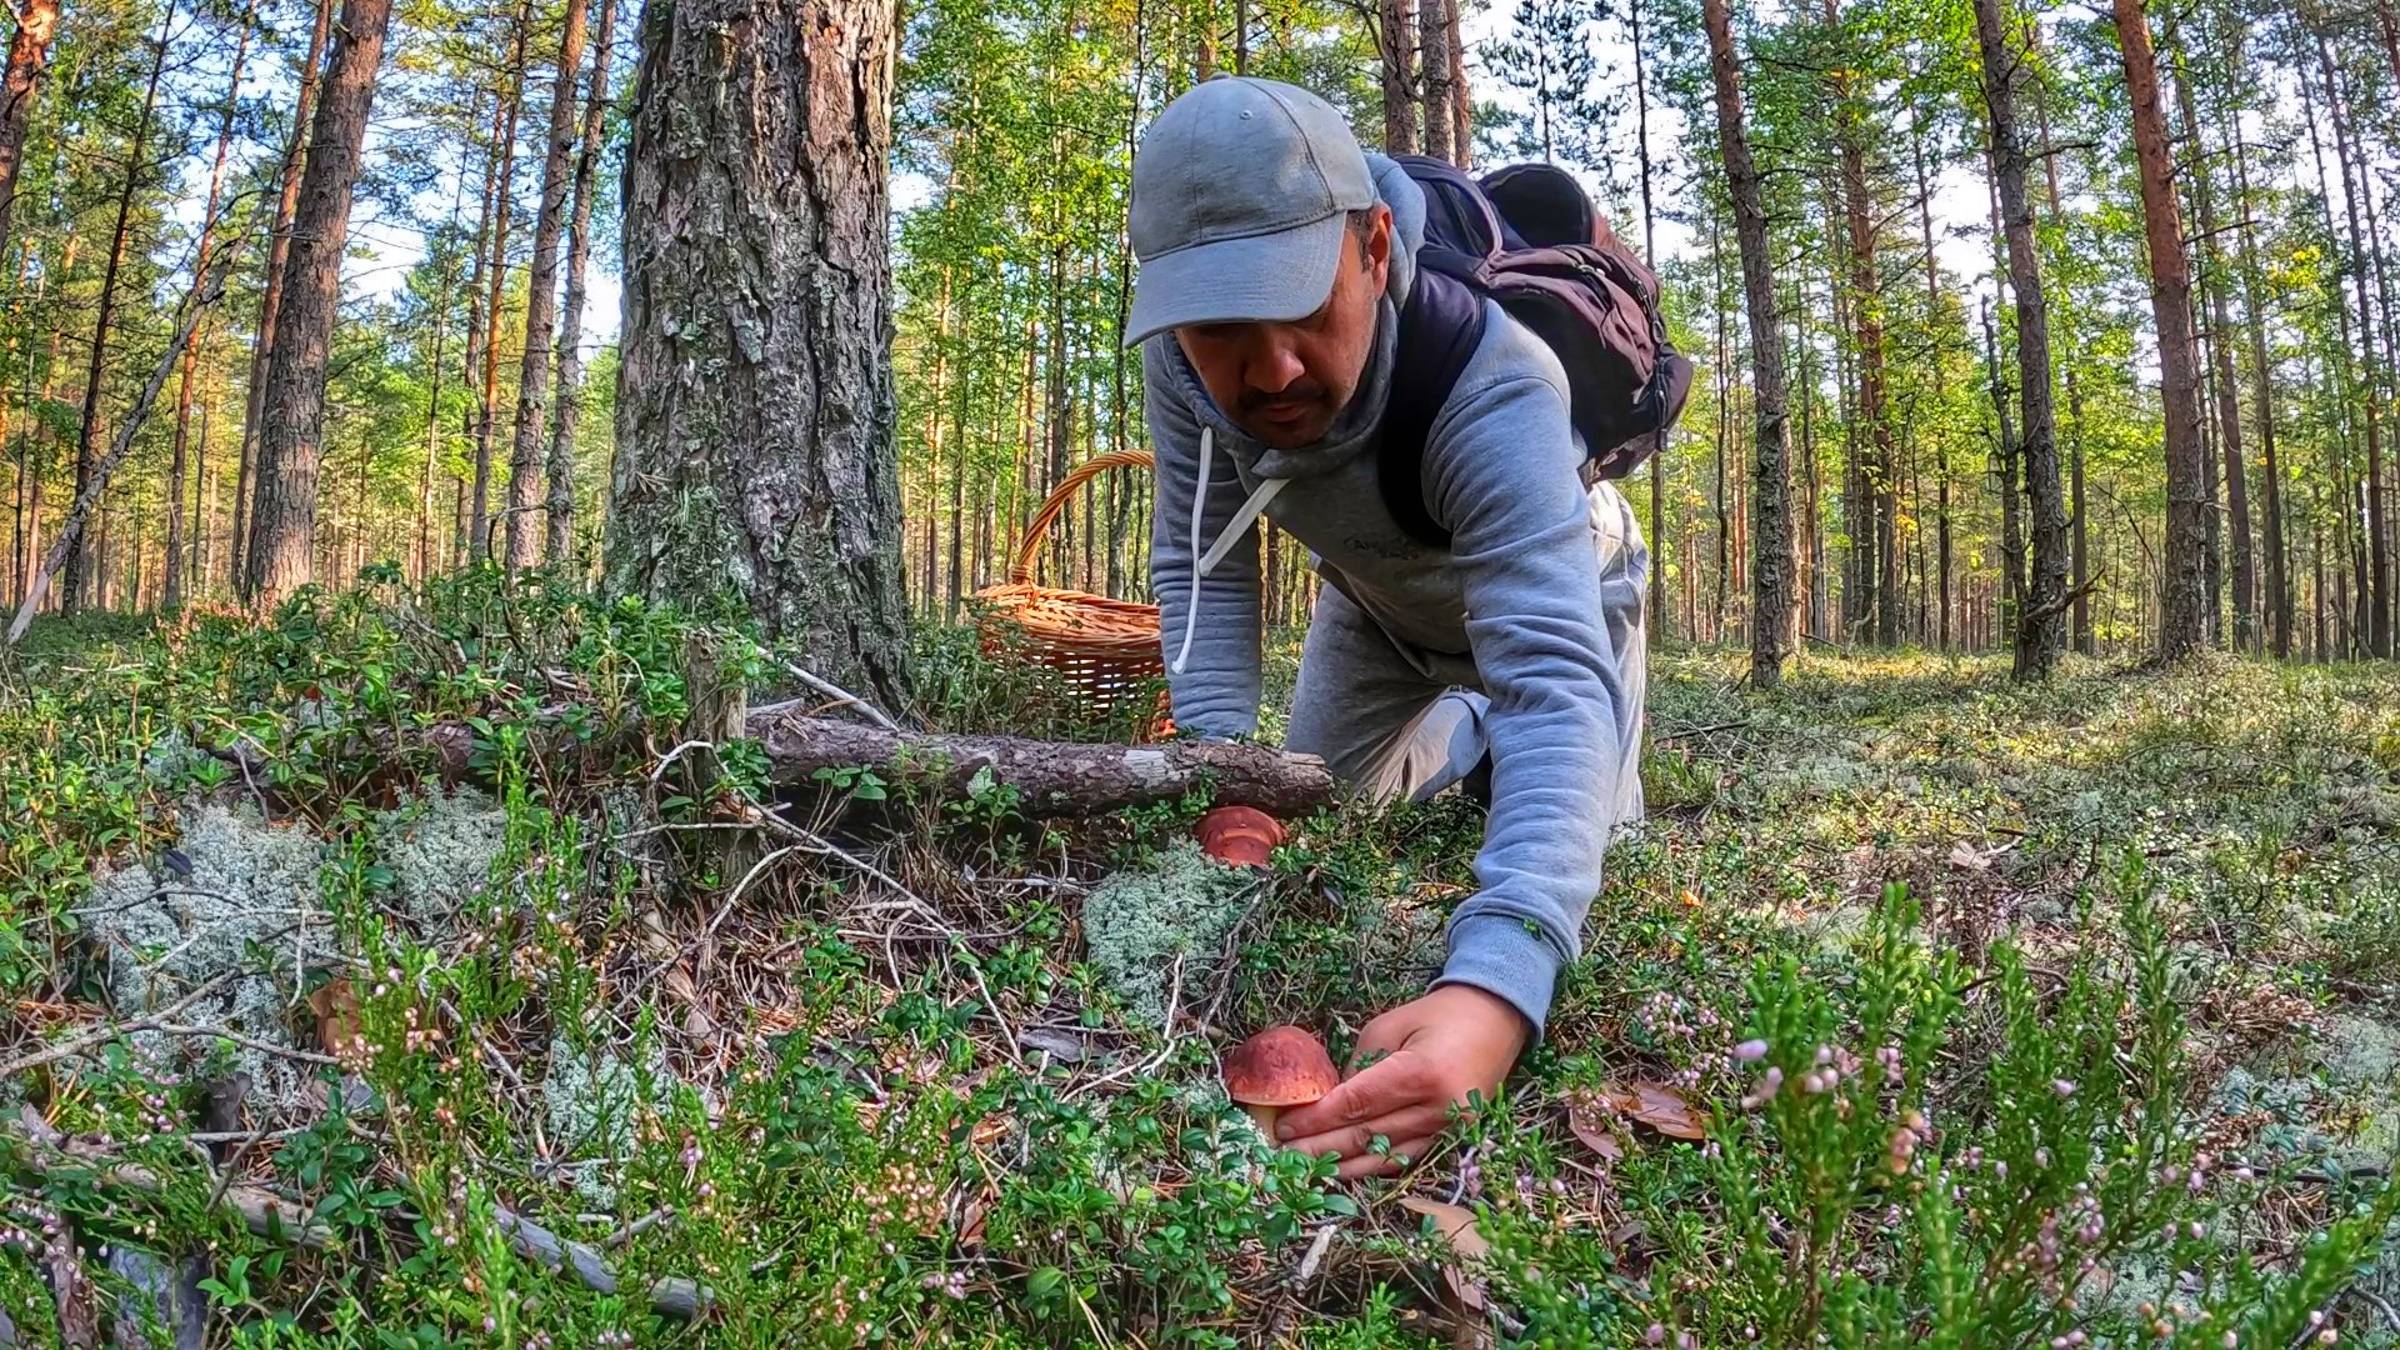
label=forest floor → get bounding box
[6,577,2400,1347]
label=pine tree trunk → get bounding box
[2113,0,2208,662]
[61,0,172,614]
[608,0,911,706]
[472,0,533,565]
[1378,0,1417,155]
[1823,0,1895,648]
[1443,0,1469,164]
[1630,0,1663,641]
[240,0,396,607]
[457,101,502,568]
[546,0,617,565]
[0,0,61,265]
[1975,0,2066,678]
[165,0,256,612]
[2321,41,2390,658]
[1418,0,1454,164]
[232,0,333,594]
[2179,75,2253,653]
[2229,96,2288,657]
[1702,0,1792,688]
[503,0,591,570]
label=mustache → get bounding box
[1236,382,1331,417]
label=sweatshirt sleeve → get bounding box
[1418,366,1636,1037]
[1144,343,1263,740]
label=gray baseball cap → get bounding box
[1126,76,1376,346]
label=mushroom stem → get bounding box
[1243,1102,1284,1137]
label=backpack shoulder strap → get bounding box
[1381,261,1487,549]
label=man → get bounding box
[1131,75,1649,1177]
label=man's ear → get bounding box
[1367,204,1394,287]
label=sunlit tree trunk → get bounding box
[2112,0,2208,661]
[2229,82,2288,657]
[1378,0,1417,154]
[1418,0,1454,164]
[546,0,617,565]
[608,0,911,703]
[504,0,591,570]
[1975,0,2066,678]
[1703,0,1793,688]
[242,0,397,606]
[472,0,533,564]
[0,0,62,265]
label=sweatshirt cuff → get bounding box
[1435,914,1564,1041]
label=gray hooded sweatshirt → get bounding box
[1144,155,1646,1035]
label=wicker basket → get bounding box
[973,450,1169,732]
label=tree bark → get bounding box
[1702,0,1792,688]
[2170,50,2252,652]
[0,0,61,265]
[232,0,333,595]
[1630,0,1663,641]
[1378,0,1417,154]
[546,0,617,565]
[1443,0,1469,164]
[2317,34,2389,658]
[609,0,913,707]
[240,0,396,607]
[1418,0,1454,164]
[1821,0,1895,648]
[751,712,1335,817]
[2112,0,2208,662]
[1974,0,2066,677]
[165,0,257,612]
[503,0,591,570]
[60,0,172,614]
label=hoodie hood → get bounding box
[1153,154,1428,483]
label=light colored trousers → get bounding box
[1284,480,1649,814]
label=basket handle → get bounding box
[1009,449,1156,586]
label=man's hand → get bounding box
[1276,985,1530,1178]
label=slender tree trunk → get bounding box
[1629,0,1664,641]
[457,100,502,568]
[0,0,61,265]
[1378,0,1417,155]
[165,0,257,612]
[503,0,592,570]
[233,0,334,593]
[473,0,533,564]
[2229,94,2287,656]
[2113,0,2208,662]
[2313,34,2388,657]
[1911,121,1954,652]
[1443,0,1469,163]
[61,0,172,614]
[1703,0,1793,687]
[608,0,912,704]
[1824,0,1896,648]
[546,0,617,565]
[1418,0,1454,164]
[241,0,397,606]
[1975,0,2066,677]
[2171,56,2252,651]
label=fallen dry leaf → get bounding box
[306,978,358,1053]
[1948,840,1990,872]
[1609,1081,1706,1141]
[1398,1196,1489,1310]
[1565,1095,1626,1160]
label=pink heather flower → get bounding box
[1734,1039,1769,1063]
[1645,1324,1666,1346]
[2052,1079,2077,1098]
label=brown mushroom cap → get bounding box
[1222,1025,1339,1107]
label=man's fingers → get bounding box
[1279,1103,1453,1163]
[1336,1136,1439,1180]
[1276,1053,1427,1141]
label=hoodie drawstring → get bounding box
[1171,424,1289,675]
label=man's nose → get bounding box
[1244,338,1306,394]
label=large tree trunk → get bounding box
[1975,0,2066,678]
[545,0,617,565]
[60,0,171,614]
[472,0,533,565]
[239,0,396,607]
[164,0,256,613]
[1702,0,1792,689]
[1378,0,1417,155]
[609,0,912,707]
[1418,0,1455,164]
[2112,0,2208,662]
[502,0,591,571]
[0,0,61,264]
[232,0,333,595]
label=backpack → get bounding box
[1381,154,1695,547]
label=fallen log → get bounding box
[747,713,1339,818]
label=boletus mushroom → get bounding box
[1222,1024,1339,1136]
[1195,805,1285,869]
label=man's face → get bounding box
[1173,206,1392,449]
